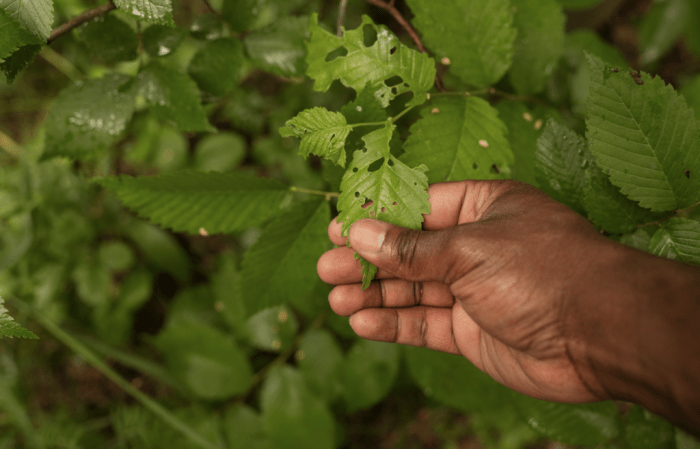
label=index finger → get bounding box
[328,180,502,246]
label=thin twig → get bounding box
[47,1,117,45]
[289,186,340,198]
[364,0,425,53]
[38,45,82,81]
[337,0,348,36]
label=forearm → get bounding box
[565,238,700,437]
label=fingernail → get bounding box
[349,219,388,256]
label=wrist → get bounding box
[564,237,700,434]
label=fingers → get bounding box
[328,280,454,316]
[349,305,461,354]
[317,246,397,284]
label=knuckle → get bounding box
[418,308,429,348]
[391,228,422,268]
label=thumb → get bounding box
[348,218,456,283]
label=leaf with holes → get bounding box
[279,107,352,167]
[306,13,435,108]
[401,96,514,183]
[648,218,700,265]
[337,121,430,288]
[405,0,515,88]
[585,53,700,212]
[113,0,174,27]
[97,171,290,235]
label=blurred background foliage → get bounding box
[1,0,700,448]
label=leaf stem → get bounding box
[14,299,218,449]
[38,46,83,81]
[637,201,700,229]
[390,104,415,123]
[0,129,23,159]
[349,105,416,130]
[337,0,348,37]
[47,1,117,45]
[289,186,340,199]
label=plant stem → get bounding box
[364,0,425,53]
[637,201,700,229]
[38,46,82,81]
[390,104,415,123]
[337,0,348,36]
[289,186,340,198]
[17,301,217,449]
[349,105,415,130]
[0,129,23,159]
[47,1,117,44]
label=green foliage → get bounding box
[113,0,174,26]
[341,339,399,413]
[0,298,37,339]
[297,328,344,402]
[406,0,515,88]
[142,24,185,57]
[586,53,700,212]
[244,16,309,77]
[0,0,53,40]
[648,218,700,264]
[279,107,352,166]
[0,8,43,60]
[624,405,676,449]
[638,0,689,67]
[402,96,514,182]
[306,13,435,107]
[188,37,245,96]
[78,15,139,64]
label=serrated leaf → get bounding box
[306,13,435,108]
[0,8,42,60]
[135,62,214,132]
[79,14,138,64]
[638,0,688,67]
[98,171,290,234]
[154,320,253,400]
[508,0,565,95]
[0,297,37,339]
[623,405,675,449]
[279,107,352,166]
[648,217,700,265]
[297,328,344,402]
[113,0,174,26]
[585,53,700,212]
[0,0,53,40]
[534,119,593,216]
[359,256,377,290]
[142,24,185,57]
[405,346,509,413]
[260,365,335,449]
[187,37,244,97]
[240,200,329,317]
[1,43,40,82]
[583,164,666,234]
[338,121,430,287]
[680,75,700,120]
[342,339,399,413]
[513,394,620,446]
[43,74,136,160]
[405,0,515,88]
[401,96,514,183]
[244,16,308,77]
[620,228,653,252]
[245,305,298,352]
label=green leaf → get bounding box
[125,219,191,281]
[117,270,152,310]
[240,200,330,317]
[211,254,246,337]
[223,405,271,449]
[401,96,514,183]
[638,0,688,67]
[508,0,565,95]
[405,0,515,88]
[557,0,603,9]
[260,365,335,449]
[113,0,174,26]
[193,132,245,172]
[0,297,37,339]
[142,24,185,57]
[583,164,666,234]
[512,394,620,446]
[279,107,352,167]
[534,119,592,216]
[338,121,430,287]
[1,43,40,83]
[221,0,258,33]
[98,240,135,272]
[405,346,509,413]
[43,74,136,160]
[0,8,43,60]
[585,53,700,212]
[0,0,53,40]
[297,328,344,402]
[680,75,700,120]
[648,217,700,265]
[342,339,399,413]
[684,0,700,59]
[187,37,244,97]
[306,13,436,108]
[78,14,138,64]
[154,320,253,400]
[189,13,225,40]
[98,171,290,235]
[135,62,214,132]
[245,305,298,352]
[676,427,700,449]
[244,16,308,77]
[496,101,555,187]
[623,405,675,449]
[72,259,110,307]
[620,228,653,252]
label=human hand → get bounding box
[318,179,616,404]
